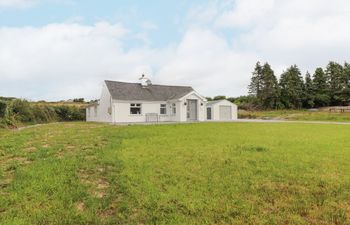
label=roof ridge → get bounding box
[105,80,193,88]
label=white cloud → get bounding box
[215,0,350,69]
[0,21,256,100]
[0,22,137,100]
[157,29,255,96]
[2,0,350,100]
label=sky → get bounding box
[1,0,350,101]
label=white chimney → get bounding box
[139,74,152,87]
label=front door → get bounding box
[187,100,198,121]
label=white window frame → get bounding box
[130,103,142,115]
[160,104,167,115]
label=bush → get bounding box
[10,99,35,123]
[31,105,57,123]
[0,101,7,118]
[0,98,86,128]
[234,95,259,110]
[54,106,85,121]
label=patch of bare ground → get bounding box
[11,156,32,165]
[0,176,12,189]
[75,201,85,213]
[94,178,109,198]
[42,144,50,148]
[65,145,75,150]
[84,155,97,161]
[78,169,110,199]
[56,150,65,159]
[24,146,37,152]
[98,199,119,218]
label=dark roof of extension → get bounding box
[105,80,194,101]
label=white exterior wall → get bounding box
[207,100,238,121]
[111,94,206,123]
[232,104,238,120]
[113,100,179,123]
[86,83,112,122]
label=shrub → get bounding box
[10,99,35,123]
[54,105,85,121]
[0,101,7,118]
[31,105,57,123]
[0,98,86,128]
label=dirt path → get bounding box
[16,122,59,131]
[12,120,350,130]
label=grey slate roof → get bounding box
[105,80,194,101]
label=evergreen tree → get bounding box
[303,72,314,108]
[260,63,280,109]
[279,65,305,109]
[248,62,263,99]
[325,61,343,105]
[312,67,330,107]
[340,62,350,105]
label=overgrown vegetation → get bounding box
[0,122,349,224]
[0,98,85,128]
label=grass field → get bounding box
[1,122,350,224]
[239,110,350,122]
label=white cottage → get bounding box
[86,76,209,123]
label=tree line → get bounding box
[247,61,350,109]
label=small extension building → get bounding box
[206,99,238,121]
[86,76,238,123]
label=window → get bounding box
[130,103,141,115]
[160,104,167,115]
[87,108,90,117]
[172,103,176,115]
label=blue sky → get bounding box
[0,0,210,47]
[1,0,350,100]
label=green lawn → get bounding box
[1,122,350,224]
[239,110,350,122]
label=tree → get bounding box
[340,62,350,105]
[260,63,280,109]
[279,65,305,109]
[213,96,226,101]
[312,67,330,107]
[226,97,236,103]
[303,72,314,108]
[248,62,280,109]
[325,61,343,105]
[73,98,85,103]
[248,62,263,98]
